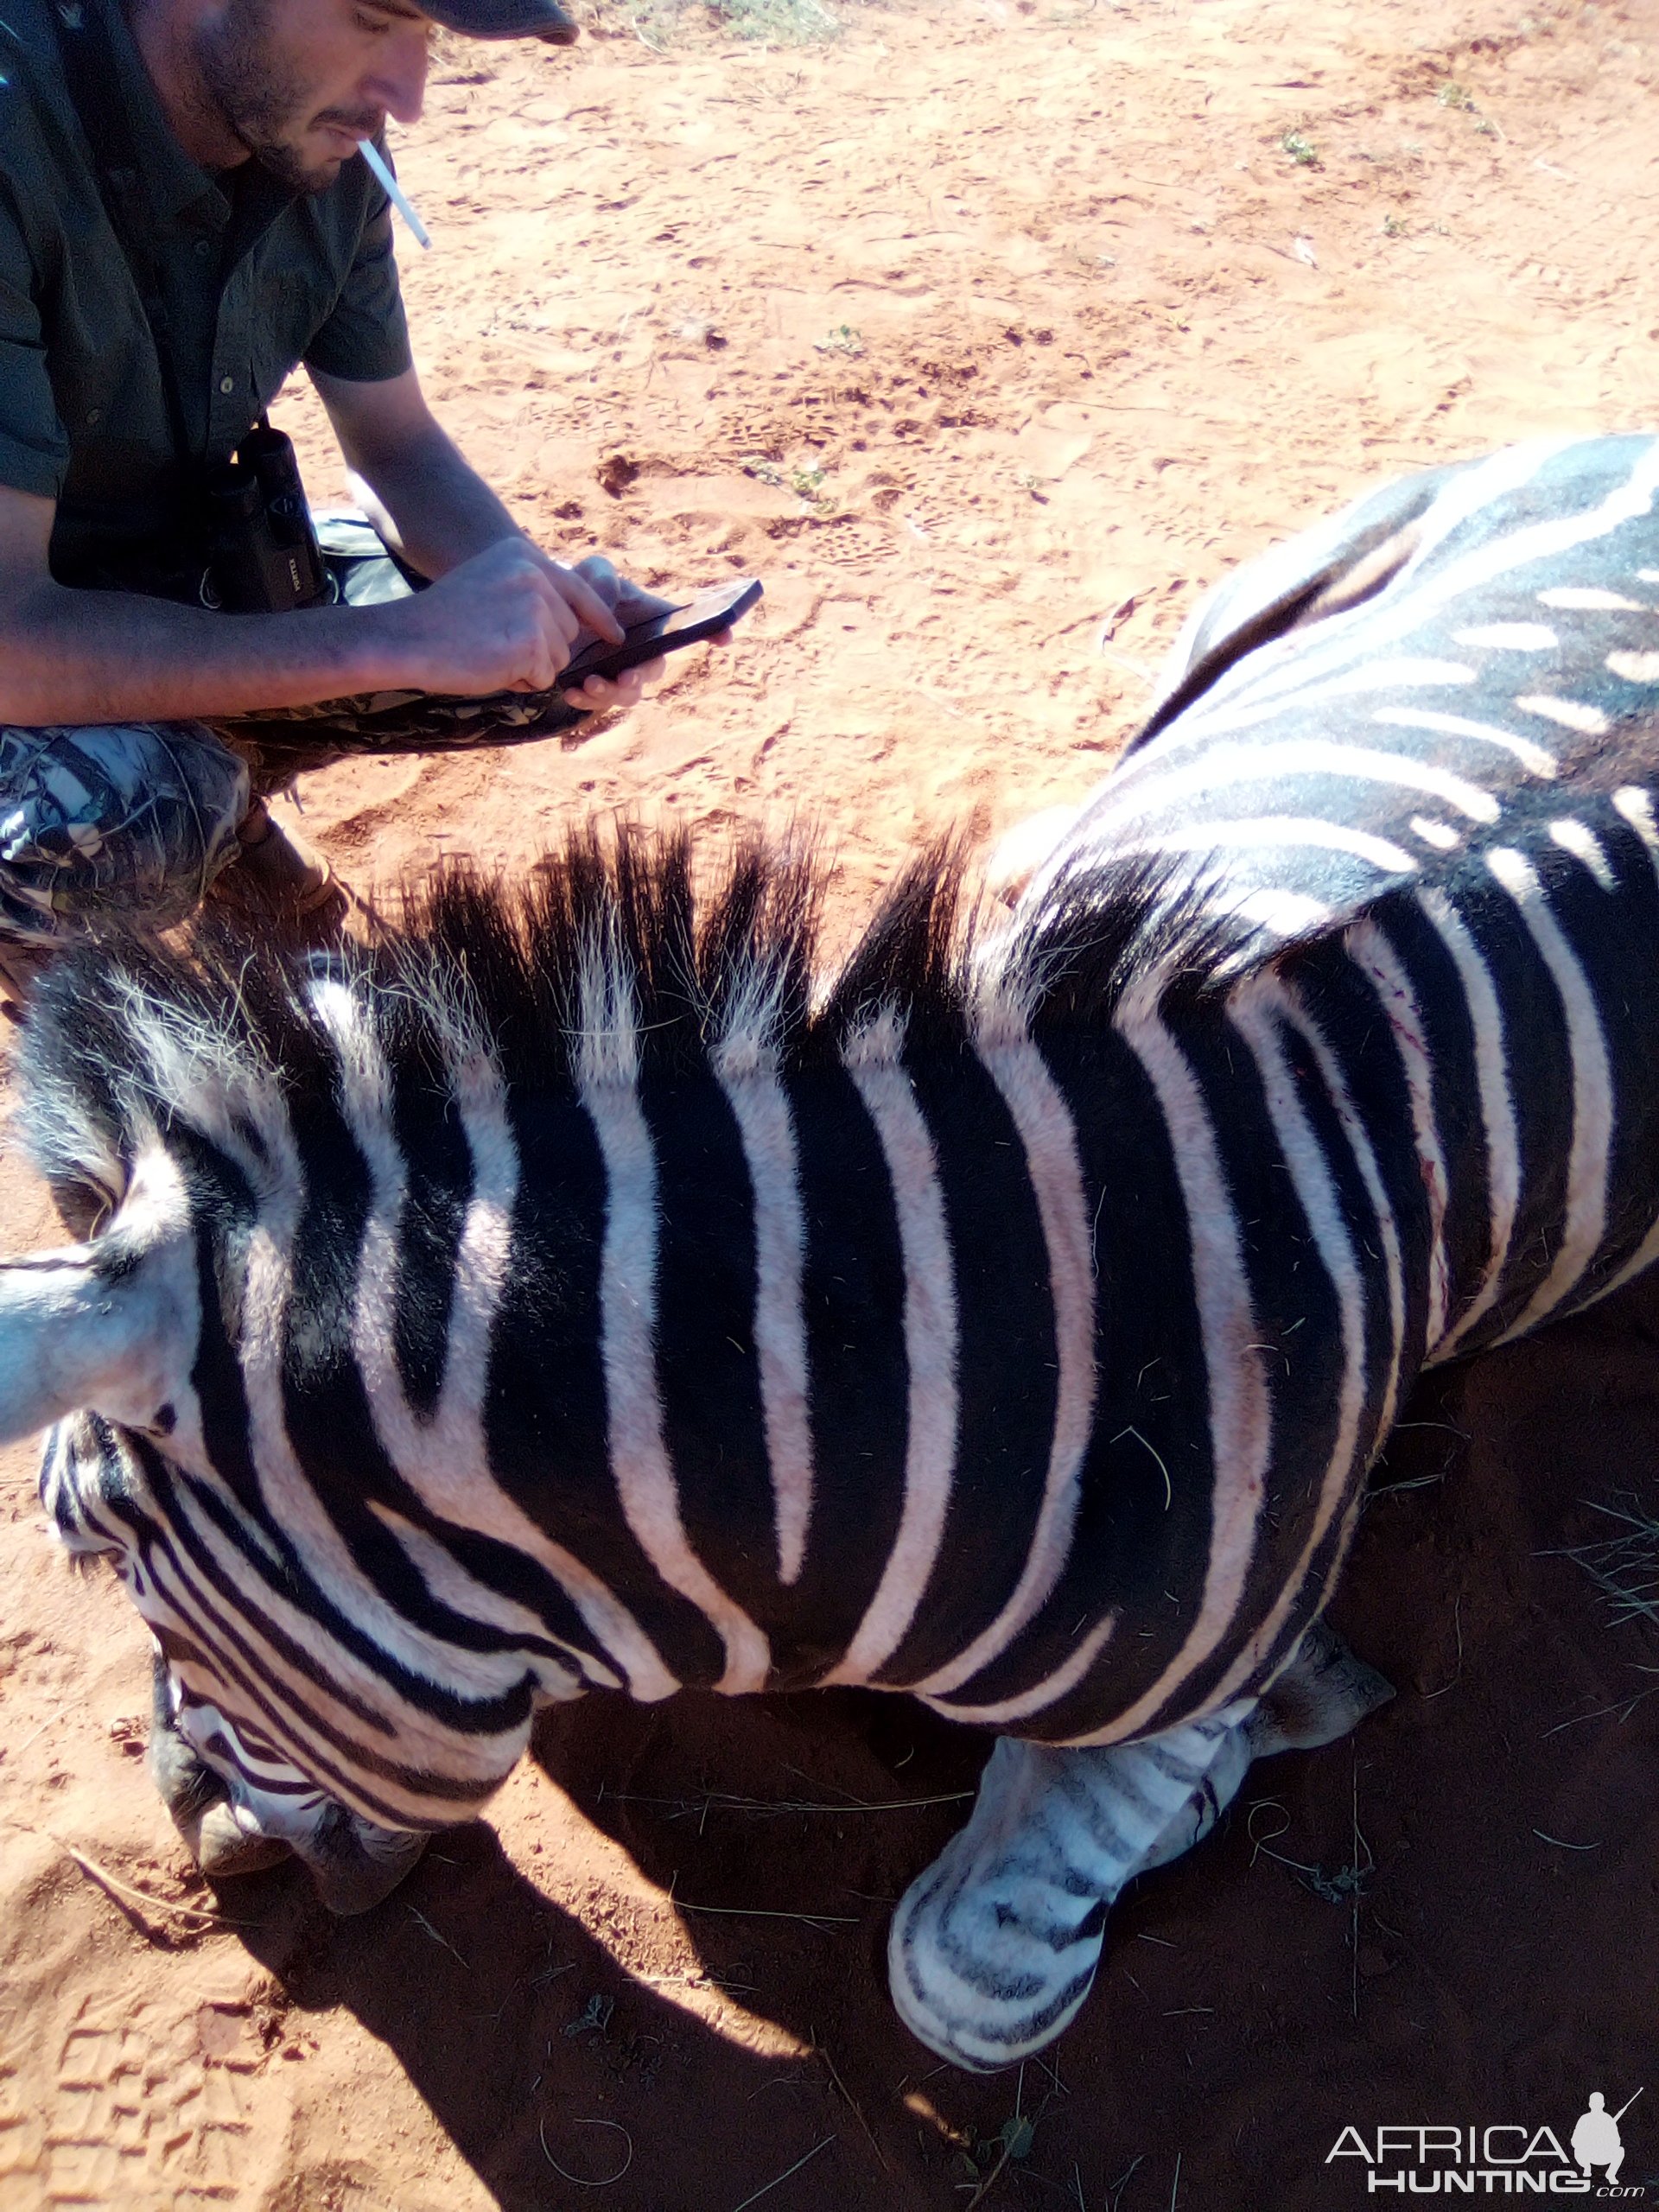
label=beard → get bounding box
[192,0,378,193]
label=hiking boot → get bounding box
[213,800,348,935]
[0,938,54,1025]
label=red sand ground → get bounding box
[3,0,1659,2203]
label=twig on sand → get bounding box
[1169,2151,1182,2211]
[54,1838,251,1926]
[407,1904,471,1970]
[729,2133,836,2211]
[539,2117,634,2188]
[677,1900,857,1931]
[1420,1596,1464,1700]
[812,2031,891,2173]
[1106,2154,1145,2210]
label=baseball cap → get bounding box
[421,0,580,41]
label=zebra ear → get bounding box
[0,1221,197,1448]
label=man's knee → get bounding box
[0,720,248,944]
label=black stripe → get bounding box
[485,1086,726,1687]
[1436,862,1572,1347]
[874,1036,1056,1688]
[389,1055,474,1416]
[929,1023,1205,1728]
[1524,811,1659,1304]
[642,1071,779,1635]
[774,1058,909,1684]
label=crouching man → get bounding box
[0,0,696,991]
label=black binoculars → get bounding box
[205,423,329,614]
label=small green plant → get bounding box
[952,2111,1038,2199]
[1436,79,1474,108]
[789,461,828,502]
[814,323,866,358]
[715,0,839,41]
[1382,212,1407,237]
[1280,127,1320,168]
[741,455,785,486]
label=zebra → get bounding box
[3,429,1659,2075]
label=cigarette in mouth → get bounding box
[359,137,432,251]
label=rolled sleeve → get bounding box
[302,190,414,385]
[0,187,69,499]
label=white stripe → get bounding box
[1345,918,1452,1351]
[1369,707,1558,778]
[1541,788,1659,1315]
[1484,848,1613,1341]
[922,1611,1117,1726]
[1200,976,1372,1712]
[1421,891,1520,1361]
[1124,817,1418,875]
[309,979,671,1701]
[1225,887,1332,938]
[714,1043,815,1586]
[1077,992,1270,1745]
[911,1025,1098,1698]
[1614,785,1659,852]
[1411,817,1460,852]
[1059,738,1502,846]
[1514,694,1610,737]
[823,1007,960,1687]
[584,1066,772,1696]
[1549,817,1618,891]
[1536,586,1649,612]
[1138,658,1479,751]
[1608,652,1659,683]
[221,1066,480,1709]
[1274,970,1407,1437]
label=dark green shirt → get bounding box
[0,0,412,592]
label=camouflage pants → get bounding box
[0,513,590,947]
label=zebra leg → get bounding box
[887,1716,1251,2072]
[147,1651,291,1880]
[888,1624,1393,2071]
[147,1652,427,1910]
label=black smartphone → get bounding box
[561,576,763,690]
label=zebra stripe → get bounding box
[582,1027,772,1699]
[823,1007,960,1687]
[912,1015,1096,1701]
[713,1032,815,1587]
[1484,847,1614,1344]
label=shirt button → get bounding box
[219,376,234,394]
[85,407,100,425]
[194,237,211,257]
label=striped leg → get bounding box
[888,1715,1253,2073]
[888,1624,1394,2071]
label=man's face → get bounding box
[193,0,433,193]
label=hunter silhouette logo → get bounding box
[1572,2093,1641,2190]
[1326,2088,1646,2196]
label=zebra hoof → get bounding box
[293,1804,429,1917]
[147,1663,294,1879]
[191,1801,293,1880]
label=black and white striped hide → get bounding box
[6,430,1659,2071]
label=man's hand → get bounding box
[377,537,625,696]
[556,554,733,716]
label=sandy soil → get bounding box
[4,0,1659,2203]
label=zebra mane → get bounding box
[14,822,1229,1214]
